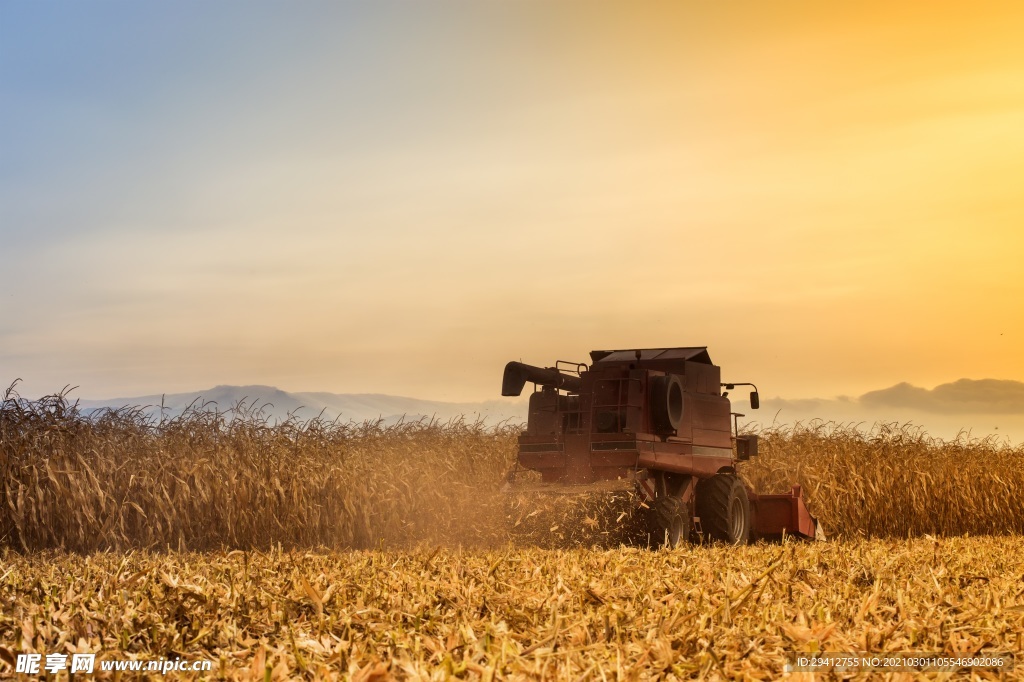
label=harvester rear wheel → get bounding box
[696,474,750,545]
[649,495,688,548]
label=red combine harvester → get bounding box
[502,347,819,546]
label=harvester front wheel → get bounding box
[649,495,688,548]
[696,474,750,545]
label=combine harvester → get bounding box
[501,347,819,547]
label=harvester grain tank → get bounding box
[501,347,819,546]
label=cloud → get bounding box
[860,379,1024,415]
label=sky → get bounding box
[2,2,1023,434]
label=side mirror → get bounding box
[749,391,760,410]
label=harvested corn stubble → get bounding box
[1,537,1023,679]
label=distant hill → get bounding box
[71,379,1023,443]
[76,385,528,425]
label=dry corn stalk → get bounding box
[2,383,1023,552]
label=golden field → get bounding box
[2,387,1024,552]
[2,539,1023,680]
[2,388,1024,679]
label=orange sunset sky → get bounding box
[1,2,1022,434]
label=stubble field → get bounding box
[2,388,1024,679]
[3,539,1024,679]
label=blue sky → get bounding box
[2,3,1022,425]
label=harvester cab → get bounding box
[502,347,818,546]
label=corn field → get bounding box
[3,385,1024,679]
[743,421,1024,539]
[1,538,1022,679]
[0,385,517,553]
[2,384,1024,553]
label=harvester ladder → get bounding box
[590,377,643,433]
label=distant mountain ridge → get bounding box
[70,378,1024,442]
[76,385,528,425]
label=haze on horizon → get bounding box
[2,3,1022,436]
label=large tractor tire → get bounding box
[696,474,750,545]
[648,495,688,548]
